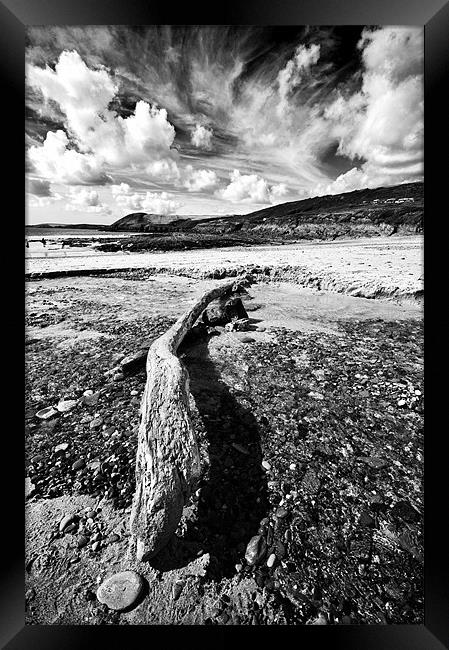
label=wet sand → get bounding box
[25,235,423,301]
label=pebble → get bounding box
[82,391,100,406]
[120,349,148,374]
[54,442,69,454]
[36,406,58,420]
[89,418,103,429]
[113,373,125,382]
[397,399,406,407]
[64,522,78,534]
[172,580,185,601]
[308,391,324,400]
[237,335,255,343]
[245,535,267,566]
[289,463,297,470]
[96,571,144,611]
[59,513,78,533]
[91,541,101,551]
[56,400,77,413]
[72,459,85,471]
[267,553,276,568]
[261,460,271,471]
[235,563,243,573]
[275,506,288,519]
[77,535,89,548]
[109,533,120,543]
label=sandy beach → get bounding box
[26,235,423,302]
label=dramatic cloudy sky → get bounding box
[25,25,423,224]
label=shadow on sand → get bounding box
[147,333,269,581]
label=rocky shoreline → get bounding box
[25,273,423,625]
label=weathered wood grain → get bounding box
[129,278,247,561]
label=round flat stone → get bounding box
[36,406,58,420]
[96,571,144,611]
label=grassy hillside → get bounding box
[190,182,423,237]
[97,182,423,252]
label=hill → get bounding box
[190,182,423,239]
[107,213,185,232]
[107,182,423,240]
[97,182,423,253]
[27,223,108,230]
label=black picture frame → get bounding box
[4,0,448,648]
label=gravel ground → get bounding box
[25,274,423,625]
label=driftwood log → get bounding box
[129,278,248,561]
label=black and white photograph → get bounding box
[24,24,424,626]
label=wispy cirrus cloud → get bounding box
[25,26,423,223]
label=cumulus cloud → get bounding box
[219,170,288,205]
[27,50,178,184]
[141,191,180,214]
[359,26,423,82]
[25,28,424,214]
[111,182,131,196]
[65,188,111,213]
[319,26,423,194]
[183,165,218,192]
[146,159,180,183]
[28,130,111,185]
[112,183,146,211]
[269,182,288,203]
[111,183,180,215]
[191,124,213,150]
